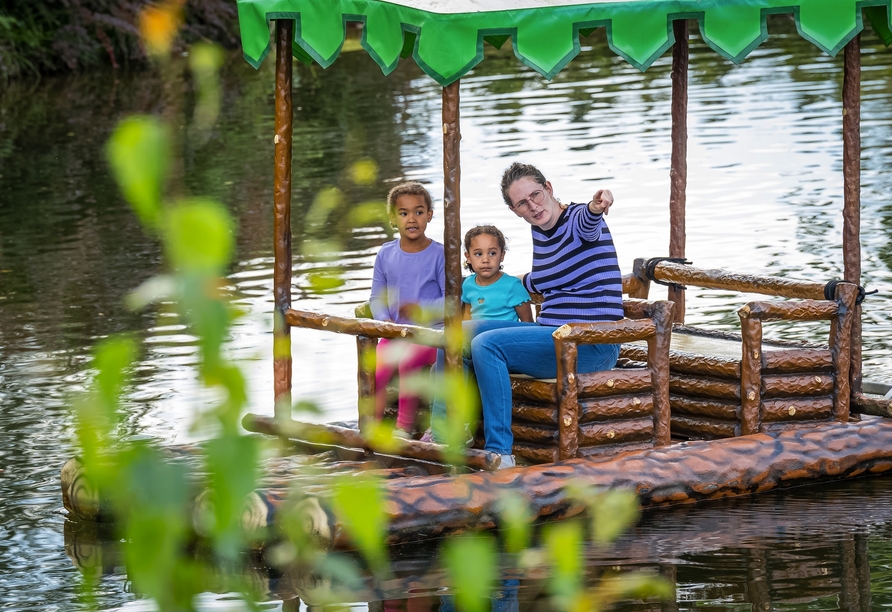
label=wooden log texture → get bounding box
[288,418,892,548]
[578,441,654,458]
[671,415,739,439]
[739,300,838,322]
[669,19,689,323]
[513,443,559,464]
[579,417,653,446]
[843,36,862,393]
[555,338,579,459]
[512,394,654,425]
[627,259,651,300]
[273,19,294,411]
[830,283,857,422]
[852,392,892,418]
[763,348,833,373]
[285,309,445,347]
[650,261,826,300]
[648,300,673,445]
[244,414,501,471]
[442,81,463,377]
[670,374,740,400]
[579,394,653,423]
[578,369,652,397]
[739,316,762,435]
[510,377,556,403]
[670,394,738,420]
[761,373,833,398]
[761,397,832,422]
[553,318,656,344]
[512,422,557,444]
[623,344,741,379]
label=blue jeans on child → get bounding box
[430,320,620,454]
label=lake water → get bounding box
[2,15,892,611]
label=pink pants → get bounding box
[375,339,438,432]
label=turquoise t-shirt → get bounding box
[461,273,531,321]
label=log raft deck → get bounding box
[62,0,892,545]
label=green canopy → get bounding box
[238,0,892,85]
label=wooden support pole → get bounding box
[843,35,862,394]
[273,19,294,420]
[554,338,579,460]
[669,19,689,324]
[442,81,463,373]
[830,283,858,422]
[739,314,763,435]
[648,300,673,446]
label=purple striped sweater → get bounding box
[522,203,624,326]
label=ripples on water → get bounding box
[2,15,892,611]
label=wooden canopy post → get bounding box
[442,82,463,380]
[842,35,862,395]
[273,19,294,419]
[669,19,689,324]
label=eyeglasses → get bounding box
[509,189,545,213]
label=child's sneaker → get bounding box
[420,429,434,443]
[496,454,516,469]
[393,428,412,440]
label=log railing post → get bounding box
[669,19,689,324]
[842,35,862,395]
[554,339,580,460]
[273,19,294,420]
[442,81,464,415]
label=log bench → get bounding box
[622,259,860,439]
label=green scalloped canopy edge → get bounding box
[238,0,892,86]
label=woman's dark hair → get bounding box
[500,162,547,206]
[463,225,507,271]
[386,182,434,215]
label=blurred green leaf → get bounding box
[442,533,498,612]
[163,198,234,274]
[126,274,176,310]
[306,187,344,229]
[202,434,260,560]
[293,399,323,415]
[302,238,344,260]
[106,116,169,230]
[331,473,388,574]
[593,572,675,607]
[348,159,378,185]
[189,42,225,137]
[589,490,639,545]
[307,271,345,293]
[544,520,584,610]
[347,200,389,229]
[496,491,533,554]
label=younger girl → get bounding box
[370,182,445,437]
[461,225,533,323]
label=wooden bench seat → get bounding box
[509,299,674,463]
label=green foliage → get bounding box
[106,116,169,231]
[331,473,389,575]
[442,533,499,612]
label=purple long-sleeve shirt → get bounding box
[370,239,445,327]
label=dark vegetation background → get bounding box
[0,0,240,79]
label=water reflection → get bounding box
[2,14,892,611]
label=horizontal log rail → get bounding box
[285,308,446,347]
[243,414,500,471]
[553,318,656,344]
[738,300,838,322]
[650,261,827,300]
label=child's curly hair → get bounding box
[463,225,507,272]
[386,182,434,215]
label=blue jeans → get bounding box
[431,320,620,454]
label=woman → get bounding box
[430,162,623,468]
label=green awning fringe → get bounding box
[237,0,892,85]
